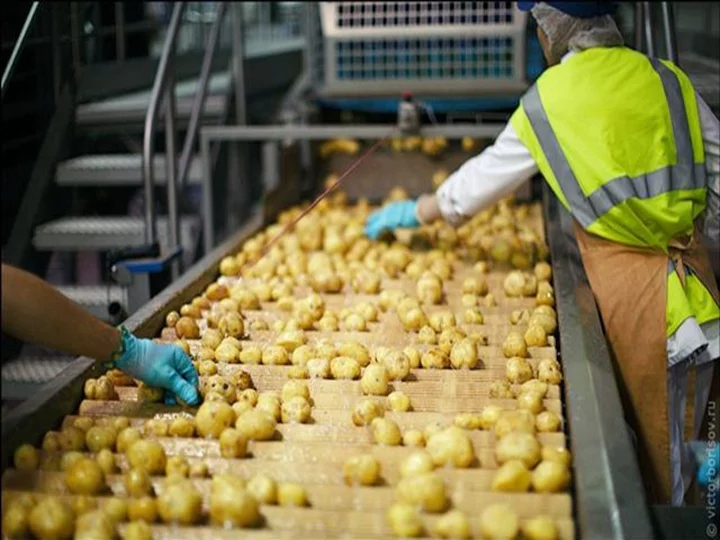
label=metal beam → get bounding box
[201,123,506,142]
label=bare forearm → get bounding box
[0,265,120,361]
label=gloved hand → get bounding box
[697,445,719,489]
[364,200,420,240]
[115,332,200,406]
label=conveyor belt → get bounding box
[1,175,658,539]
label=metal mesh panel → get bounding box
[333,2,516,29]
[317,2,528,96]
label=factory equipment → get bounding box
[1,2,714,539]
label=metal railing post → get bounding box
[177,2,227,192]
[643,2,656,57]
[164,66,181,279]
[634,3,644,52]
[201,132,214,253]
[143,3,185,246]
[2,2,41,98]
[232,3,247,126]
[660,2,679,65]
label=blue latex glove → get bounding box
[698,445,719,489]
[115,332,200,406]
[365,200,420,240]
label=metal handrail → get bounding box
[142,1,231,265]
[1,1,41,98]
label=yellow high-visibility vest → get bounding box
[511,46,719,336]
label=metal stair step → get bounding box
[1,354,77,400]
[56,285,127,321]
[33,215,200,251]
[56,154,203,187]
[76,93,227,127]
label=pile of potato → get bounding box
[4,180,572,539]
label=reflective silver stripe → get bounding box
[649,58,693,165]
[521,84,596,228]
[587,163,706,220]
[522,57,704,228]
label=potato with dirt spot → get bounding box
[494,409,537,438]
[503,332,528,358]
[281,396,312,423]
[27,496,74,540]
[396,472,447,513]
[489,380,514,399]
[195,400,236,439]
[361,363,390,395]
[343,454,381,486]
[262,345,290,366]
[449,338,479,370]
[219,427,249,458]
[417,271,444,304]
[426,426,475,468]
[201,328,223,350]
[219,312,245,339]
[382,350,411,380]
[137,382,164,403]
[403,346,421,368]
[371,417,402,446]
[157,479,203,525]
[175,316,200,339]
[58,426,86,452]
[330,356,362,380]
[167,416,195,438]
[352,399,385,426]
[143,418,169,437]
[506,356,534,384]
[421,347,450,369]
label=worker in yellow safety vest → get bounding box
[365,1,720,505]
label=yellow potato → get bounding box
[262,345,290,366]
[478,503,519,540]
[95,448,117,476]
[489,380,514,399]
[343,454,381,486]
[361,363,390,395]
[517,391,545,415]
[281,380,310,402]
[402,429,426,447]
[166,455,190,478]
[506,356,534,384]
[426,426,475,468]
[522,515,560,540]
[532,460,571,493]
[125,439,167,475]
[541,446,573,467]
[281,396,312,424]
[209,477,260,527]
[454,413,482,430]
[494,410,537,438]
[195,400,236,439]
[127,497,158,523]
[371,417,403,446]
[143,418,169,438]
[434,509,472,539]
[124,468,153,497]
[352,399,385,426]
[277,483,309,507]
[169,416,196,438]
[386,503,424,538]
[449,338,479,370]
[492,459,532,492]
[396,472,447,513]
[64,457,107,495]
[330,356,362,379]
[247,474,278,505]
[239,345,262,365]
[58,426,86,451]
[157,479,203,525]
[387,391,411,412]
[421,347,450,369]
[236,409,277,440]
[27,496,74,540]
[2,499,31,539]
[495,432,541,469]
[13,443,40,471]
[400,451,435,478]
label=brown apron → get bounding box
[573,221,720,503]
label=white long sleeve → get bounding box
[435,122,538,226]
[697,93,720,248]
